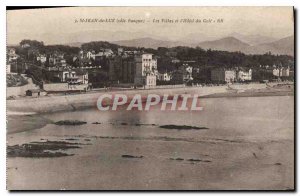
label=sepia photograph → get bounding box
[6,6,294,190]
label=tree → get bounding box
[20,40,44,48]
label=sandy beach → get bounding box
[6,82,294,114]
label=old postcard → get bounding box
[6,7,294,190]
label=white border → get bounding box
[0,0,297,195]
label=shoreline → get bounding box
[7,115,52,134]
[201,88,294,98]
[7,82,294,115]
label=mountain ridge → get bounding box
[197,37,250,52]
[62,35,294,56]
[112,37,188,49]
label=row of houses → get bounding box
[51,68,89,84]
[157,65,292,84]
[30,49,114,69]
[7,45,294,89]
[108,53,253,86]
[211,68,252,83]
[108,52,293,86]
[83,49,114,59]
[273,67,290,77]
[156,66,251,84]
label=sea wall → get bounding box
[43,83,89,92]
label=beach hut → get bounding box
[25,89,46,97]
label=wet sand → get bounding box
[7,115,51,134]
[7,135,294,190]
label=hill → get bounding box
[112,37,188,49]
[228,32,277,45]
[245,36,294,56]
[197,37,250,52]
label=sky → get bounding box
[7,7,294,45]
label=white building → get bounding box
[92,49,114,58]
[21,43,30,48]
[134,53,157,86]
[8,48,16,56]
[86,51,96,59]
[237,68,252,81]
[211,68,236,83]
[180,65,193,82]
[273,67,290,77]
[57,69,88,84]
[7,48,19,63]
[145,75,156,86]
[58,70,76,82]
[281,67,290,77]
[7,64,11,74]
[37,54,47,63]
[273,68,280,77]
[73,69,89,84]
[118,48,124,56]
[104,49,114,56]
[157,72,171,81]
